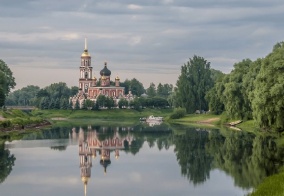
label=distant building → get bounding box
[70,39,133,107]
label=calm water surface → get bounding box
[1,123,283,196]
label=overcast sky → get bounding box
[1,0,284,90]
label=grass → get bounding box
[169,113,221,127]
[31,108,173,121]
[51,118,140,127]
[250,167,284,196]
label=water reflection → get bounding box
[0,143,15,184]
[1,124,284,195]
[70,127,135,195]
[172,126,284,188]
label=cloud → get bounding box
[127,4,143,10]
[1,0,284,90]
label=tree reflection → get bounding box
[173,128,213,185]
[172,126,284,188]
[0,142,15,183]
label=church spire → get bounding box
[85,38,88,51]
[81,38,91,57]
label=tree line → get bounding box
[173,42,284,131]
[2,71,173,110]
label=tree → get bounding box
[0,87,5,107]
[129,97,141,111]
[85,99,94,109]
[118,98,128,108]
[175,55,213,113]
[60,98,68,110]
[121,78,145,96]
[96,95,107,108]
[146,83,156,97]
[0,59,16,96]
[252,43,284,131]
[5,85,40,106]
[75,100,80,110]
[222,59,252,120]
[105,97,115,109]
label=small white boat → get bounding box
[146,115,163,123]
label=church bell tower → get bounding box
[79,38,93,93]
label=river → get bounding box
[0,122,283,196]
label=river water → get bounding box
[1,123,283,196]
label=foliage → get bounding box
[204,41,284,131]
[85,99,94,109]
[205,73,225,115]
[170,108,186,119]
[157,83,173,98]
[5,85,40,106]
[175,55,213,113]
[222,59,253,120]
[118,98,128,109]
[173,128,213,185]
[0,87,5,107]
[0,143,15,183]
[129,97,142,111]
[120,78,145,96]
[146,82,156,97]
[0,59,16,96]
[251,44,284,131]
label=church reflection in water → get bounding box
[70,126,135,196]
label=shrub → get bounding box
[170,108,186,119]
[0,119,12,128]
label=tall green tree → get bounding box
[0,59,16,96]
[146,82,156,97]
[175,55,213,113]
[156,83,173,98]
[222,59,252,120]
[252,43,284,131]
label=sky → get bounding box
[1,0,284,90]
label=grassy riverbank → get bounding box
[31,108,173,121]
[249,167,284,196]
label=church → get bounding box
[71,39,133,107]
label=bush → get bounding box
[0,119,12,128]
[170,108,186,119]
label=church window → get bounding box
[85,72,88,78]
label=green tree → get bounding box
[222,59,252,120]
[0,59,16,96]
[118,98,128,108]
[75,100,80,110]
[105,97,115,109]
[175,55,213,113]
[96,95,106,108]
[54,98,60,109]
[5,85,40,106]
[0,87,5,107]
[60,98,68,110]
[146,82,156,97]
[129,97,141,111]
[205,70,226,114]
[121,78,145,96]
[85,99,94,109]
[157,83,173,98]
[252,43,284,131]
